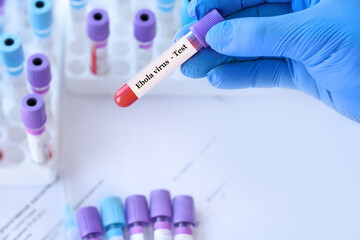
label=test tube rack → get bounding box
[65,0,229,97]
[0,0,62,185]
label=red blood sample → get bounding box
[114,84,139,107]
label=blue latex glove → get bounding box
[174,0,360,123]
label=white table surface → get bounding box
[1,84,360,240]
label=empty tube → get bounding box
[29,0,53,58]
[0,33,28,122]
[114,9,224,107]
[21,94,51,164]
[27,53,52,118]
[134,9,156,71]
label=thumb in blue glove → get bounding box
[175,0,360,123]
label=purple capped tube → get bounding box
[27,53,52,117]
[87,8,110,75]
[173,195,195,240]
[77,206,104,240]
[125,195,150,240]
[21,94,50,164]
[150,190,172,240]
[134,9,156,71]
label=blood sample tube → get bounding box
[87,8,110,76]
[29,0,53,58]
[181,0,195,26]
[134,9,156,72]
[150,190,172,240]
[0,33,27,121]
[114,9,224,107]
[21,94,51,164]
[100,196,126,240]
[70,0,87,39]
[125,195,150,240]
[27,53,52,117]
[173,196,195,240]
[157,0,176,39]
[77,207,104,240]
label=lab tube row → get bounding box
[76,190,196,240]
[65,0,197,96]
[0,32,53,165]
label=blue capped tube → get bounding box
[0,33,28,122]
[100,197,126,240]
[157,0,176,39]
[29,0,53,57]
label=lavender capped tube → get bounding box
[150,190,172,240]
[21,94,50,164]
[134,9,156,71]
[125,195,150,240]
[27,53,52,116]
[77,207,104,240]
[87,8,110,75]
[173,196,195,240]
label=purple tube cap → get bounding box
[27,53,51,88]
[150,189,172,219]
[87,8,110,42]
[134,9,156,43]
[125,195,150,225]
[190,9,224,48]
[76,206,104,239]
[173,195,195,226]
[21,94,47,130]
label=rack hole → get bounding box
[94,13,103,20]
[36,1,44,8]
[7,126,26,143]
[27,98,38,107]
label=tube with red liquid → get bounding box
[87,8,110,75]
[114,9,224,107]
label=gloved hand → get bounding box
[174,0,360,123]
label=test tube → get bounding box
[173,196,195,240]
[125,195,150,240]
[77,206,104,240]
[29,0,53,58]
[70,0,87,38]
[180,0,195,26]
[157,0,176,39]
[150,190,172,240]
[0,33,27,121]
[87,9,110,76]
[100,196,126,240]
[134,9,156,72]
[21,94,51,164]
[114,9,224,107]
[27,53,52,117]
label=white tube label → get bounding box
[130,233,144,240]
[127,35,198,98]
[174,234,193,240]
[154,229,172,240]
[27,132,50,164]
[109,236,124,240]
